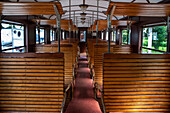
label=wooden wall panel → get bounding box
[0,53,64,112]
[103,54,170,112]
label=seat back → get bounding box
[35,44,73,85]
[103,53,170,112]
[94,45,132,86]
[0,53,64,112]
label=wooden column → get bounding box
[167,33,170,53]
[103,30,106,40]
[0,16,2,53]
[167,17,170,53]
[25,23,36,52]
[131,23,141,53]
[44,26,50,44]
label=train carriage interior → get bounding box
[0,0,170,113]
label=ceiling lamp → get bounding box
[80,13,87,18]
[79,0,88,12]
[81,18,86,21]
[81,21,85,24]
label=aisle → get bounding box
[65,53,102,113]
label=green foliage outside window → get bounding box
[142,26,167,53]
[122,30,127,44]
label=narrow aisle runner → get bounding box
[65,53,102,113]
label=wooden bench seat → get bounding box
[51,39,79,64]
[103,53,170,112]
[94,45,132,86]
[87,39,109,65]
[0,53,64,112]
[35,44,73,85]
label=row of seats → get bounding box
[86,39,170,113]
[0,53,64,112]
[0,39,79,112]
[36,39,79,85]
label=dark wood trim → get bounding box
[0,52,64,58]
[36,44,73,47]
[142,47,166,53]
[104,53,170,59]
[2,46,25,52]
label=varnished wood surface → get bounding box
[0,2,64,15]
[32,19,77,31]
[35,43,76,85]
[106,2,170,17]
[95,20,136,27]
[94,45,132,86]
[0,53,64,112]
[103,53,170,112]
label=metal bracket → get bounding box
[109,4,116,22]
[53,4,61,52]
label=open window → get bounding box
[36,28,45,44]
[142,25,167,54]
[1,22,25,52]
[50,29,55,41]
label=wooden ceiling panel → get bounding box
[106,2,170,17]
[32,19,77,31]
[0,2,64,15]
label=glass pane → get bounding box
[122,30,127,45]
[106,31,108,40]
[40,29,44,43]
[62,31,65,40]
[1,23,12,50]
[36,28,39,44]
[1,23,24,51]
[142,26,167,53]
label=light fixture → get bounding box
[80,13,87,18]
[81,21,85,24]
[79,0,88,12]
[81,18,86,21]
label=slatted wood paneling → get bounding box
[35,44,73,85]
[87,39,108,65]
[94,45,131,87]
[103,54,170,112]
[51,39,79,64]
[0,53,64,112]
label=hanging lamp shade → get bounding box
[81,18,86,21]
[79,0,88,12]
[80,13,87,18]
[81,21,85,24]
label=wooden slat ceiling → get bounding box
[0,2,64,15]
[32,19,78,31]
[106,2,170,17]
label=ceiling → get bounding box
[8,0,164,27]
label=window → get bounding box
[62,31,65,40]
[111,31,114,41]
[80,31,86,42]
[1,23,24,52]
[50,29,54,41]
[106,31,108,40]
[122,30,128,44]
[142,26,167,53]
[101,32,103,40]
[36,28,44,44]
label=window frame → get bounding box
[1,22,25,52]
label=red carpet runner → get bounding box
[65,54,102,113]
